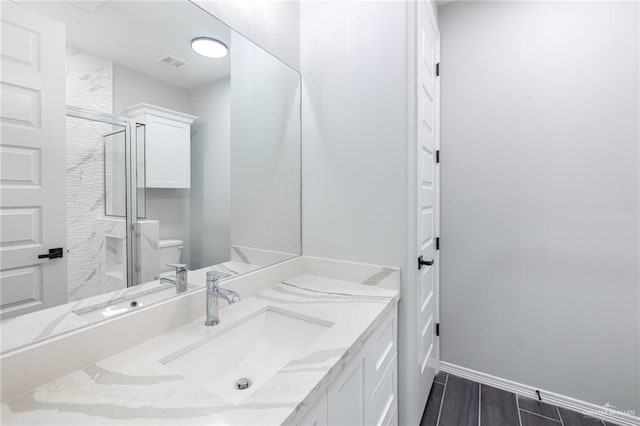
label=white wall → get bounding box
[301,1,408,267]
[112,64,194,266]
[230,32,301,257]
[300,1,420,423]
[112,64,191,116]
[189,78,231,269]
[192,0,300,71]
[439,1,640,413]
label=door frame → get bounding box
[401,0,440,424]
[415,0,441,411]
[434,24,441,381]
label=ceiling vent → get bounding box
[156,55,189,70]
[66,0,108,13]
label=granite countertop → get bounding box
[1,274,399,425]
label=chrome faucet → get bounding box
[160,263,189,294]
[205,270,240,326]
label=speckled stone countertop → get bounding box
[1,274,399,425]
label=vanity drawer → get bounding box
[365,308,397,398]
[366,353,398,426]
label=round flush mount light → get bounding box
[191,37,228,58]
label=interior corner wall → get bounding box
[191,0,300,71]
[439,1,640,412]
[300,0,415,422]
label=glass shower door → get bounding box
[65,113,129,300]
[65,108,150,303]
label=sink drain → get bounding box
[235,378,252,390]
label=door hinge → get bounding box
[436,323,440,337]
[436,150,440,163]
[436,237,440,250]
[436,62,440,77]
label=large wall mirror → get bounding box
[0,0,301,353]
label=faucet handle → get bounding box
[167,263,187,272]
[207,270,230,280]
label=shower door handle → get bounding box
[38,248,64,259]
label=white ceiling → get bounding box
[25,1,231,90]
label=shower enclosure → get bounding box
[65,106,146,299]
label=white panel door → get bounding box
[416,0,440,414]
[0,2,67,319]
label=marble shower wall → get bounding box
[136,220,160,283]
[65,47,123,301]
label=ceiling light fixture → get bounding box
[191,37,228,58]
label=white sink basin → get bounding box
[161,307,331,405]
[73,284,195,322]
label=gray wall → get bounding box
[439,1,639,412]
[189,78,231,269]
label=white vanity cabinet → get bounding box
[297,306,398,426]
[299,393,328,426]
[123,103,197,189]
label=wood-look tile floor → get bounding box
[420,372,619,426]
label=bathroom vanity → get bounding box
[0,257,399,425]
[0,1,397,424]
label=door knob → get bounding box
[38,248,63,259]
[418,255,434,270]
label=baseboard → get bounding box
[440,362,639,426]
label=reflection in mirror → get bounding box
[0,1,301,354]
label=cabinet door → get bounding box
[145,115,190,188]
[366,355,398,426]
[297,392,328,426]
[328,354,365,425]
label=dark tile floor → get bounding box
[420,372,618,426]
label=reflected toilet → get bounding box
[159,239,184,273]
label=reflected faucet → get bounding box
[205,270,240,326]
[160,263,189,294]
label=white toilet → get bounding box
[158,239,184,273]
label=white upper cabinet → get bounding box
[124,103,197,189]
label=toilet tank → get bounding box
[159,239,184,273]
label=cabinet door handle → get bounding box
[418,255,434,270]
[38,248,64,259]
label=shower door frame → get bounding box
[66,106,139,287]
